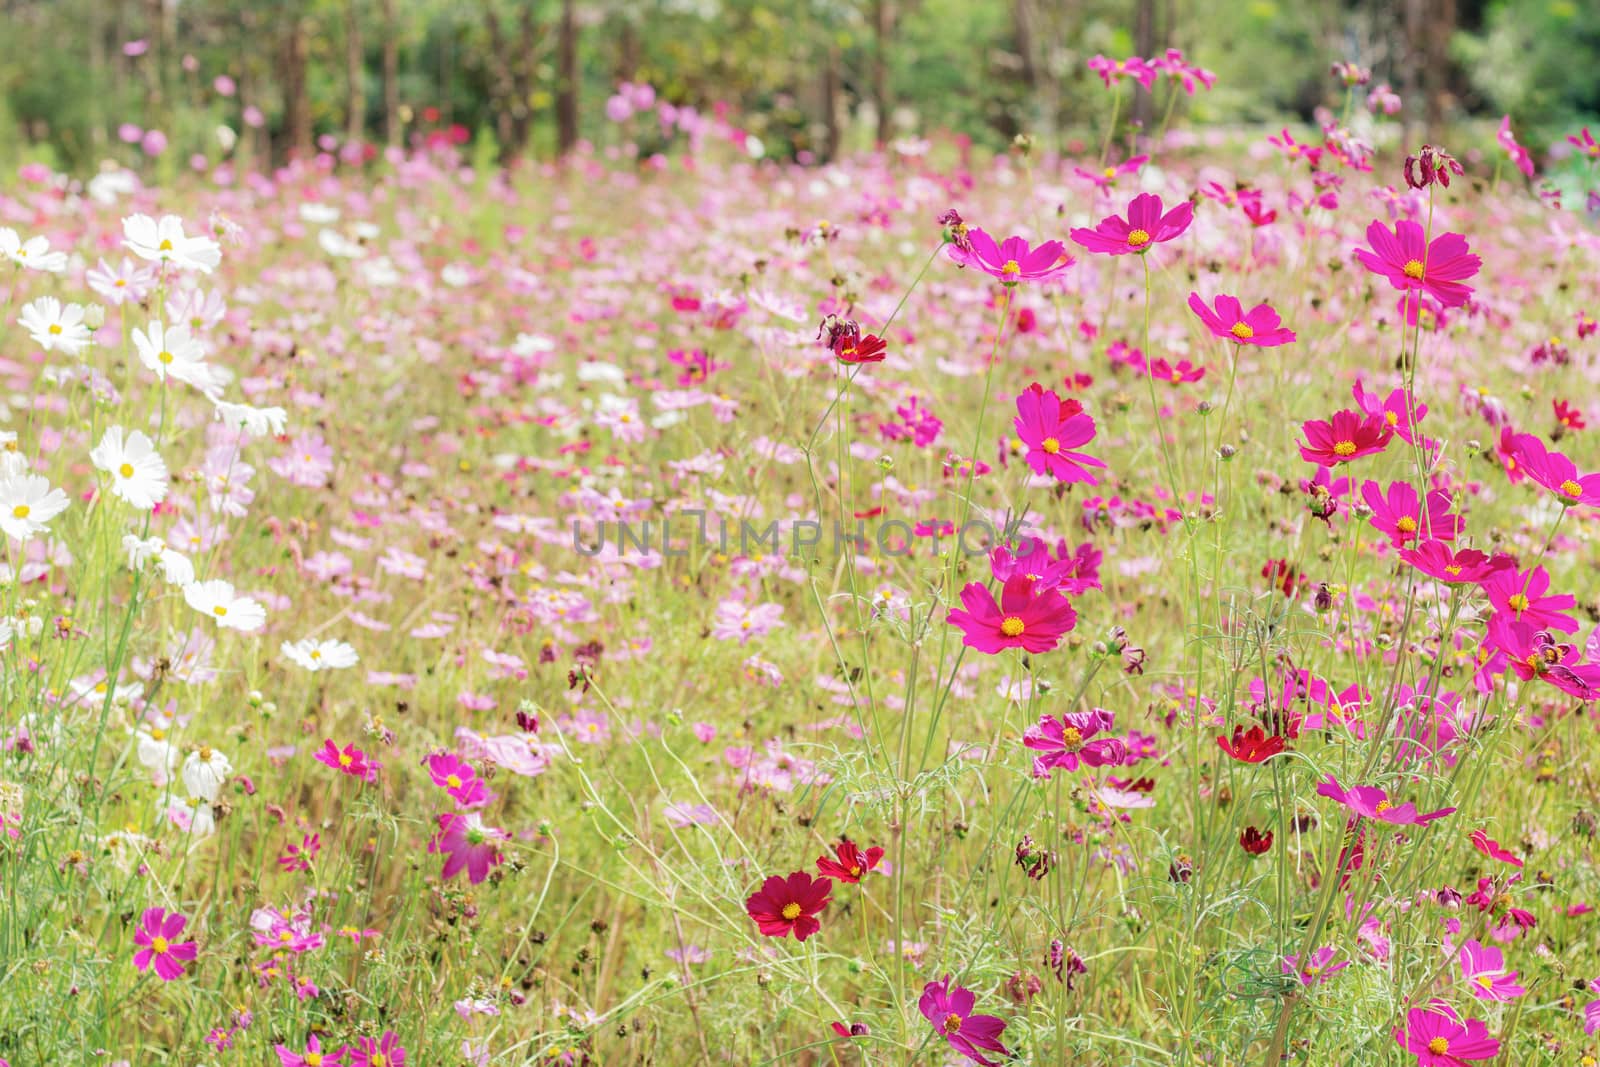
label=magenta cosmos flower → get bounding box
[1012,384,1105,485]
[1353,219,1481,309]
[1360,480,1460,545]
[1459,939,1525,1001]
[1506,431,1600,507]
[275,1035,335,1067]
[426,751,493,808]
[947,575,1077,655]
[314,739,379,782]
[918,975,1011,1067]
[1397,541,1509,585]
[1299,409,1393,466]
[1070,192,1193,256]
[1353,379,1427,445]
[945,229,1073,285]
[745,870,831,941]
[428,812,509,884]
[133,907,198,981]
[1394,1002,1500,1065]
[1187,293,1296,346]
[1315,775,1456,825]
[1023,709,1129,779]
[1468,830,1523,868]
[1087,54,1157,90]
[1498,116,1535,178]
[347,1031,407,1067]
[1480,563,1579,633]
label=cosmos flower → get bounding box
[745,871,831,941]
[123,213,222,273]
[1024,709,1128,778]
[425,752,493,808]
[945,229,1074,284]
[183,579,268,632]
[1012,384,1105,485]
[1504,431,1600,507]
[1468,830,1523,869]
[1087,54,1157,90]
[1397,541,1509,586]
[90,426,170,509]
[1359,480,1460,545]
[0,227,67,272]
[946,575,1077,655]
[1316,775,1456,825]
[1070,193,1193,256]
[918,975,1011,1067]
[816,839,884,883]
[1479,563,1579,633]
[280,637,359,672]
[314,740,379,781]
[346,1032,407,1067]
[20,296,92,354]
[1498,116,1535,178]
[1187,293,1296,346]
[1216,724,1286,763]
[1393,1002,1500,1065]
[133,907,198,981]
[1353,219,1480,309]
[428,812,509,885]
[0,471,70,542]
[133,319,218,391]
[1298,409,1393,466]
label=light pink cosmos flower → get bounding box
[1070,193,1193,256]
[711,600,784,644]
[1187,293,1296,346]
[1458,939,1525,1001]
[944,229,1073,285]
[133,907,198,981]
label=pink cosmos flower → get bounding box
[1505,431,1600,507]
[426,752,493,808]
[1397,541,1509,586]
[428,812,509,884]
[1073,155,1148,191]
[1360,480,1460,545]
[314,739,379,782]
[1468,830,1523,869]
[1353,219,1481,309]
[1353,379,1427,445]
[1070,193,1193,256]
[1498,116,1535,178]
[1139,356,1206,384]
[274,1035,335,1067]
[1395,1003,1500,1065]
[1282,946,1347,986]
[1458,939,1525,1001]
[1012,384,1105,485]
[1087,54,1157,90]
[1268,128,1323,167]
[1480,563,1579,633]
[945,229,1073,285]
[918,975,1011,1067]
[347,1031,407,1067]
[1298,409,1393,466]
[1315,775,1456,825]
[1151,48,1215,94]
[946,575,1077,655]
[1023,709,1129,779]
[1187,293,1296,346]
[1567,127,1600,159]
[133,907,198,981]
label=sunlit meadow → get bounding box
[6,56,1600,1067]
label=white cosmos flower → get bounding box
[280,637,359,672]
[90,426,169,509]
[180,745,232,801]
[88,168,139,205]
[0,472,69,541]
[19,296,92,354]
[123,535,196,586]
[133,319,217,391]
[317,229,364,259]
[0,228,67,272]
[299,203,341,224]
[122,213,222,273]
[134,727,177,785]
[211,398,288,437]
[183,579,267,632]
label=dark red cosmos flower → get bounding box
[1469,829,1523,868]
[816,839,884,884]
[830,1021,870,1038]
[1217,724,1286,763]
[746,871,832,941]
[1239,826,1274,855]
[833,333,887,365]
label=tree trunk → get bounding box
[381,0,400,145]
[88,0,106,152]
[346,0,366,146]
[822,42,840,162]
[556,0,579,156]
[1132,0,1157,129]
[284,17,313,159]
[873,0,893,147]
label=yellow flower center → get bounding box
[1561,479,1583,498]
[1374,800,1393,814]
[158,351,174,364]
[1402,259,1425,280]
[1396,517,1417,533]
[1000,617,1025,638]
[1332,441,1357,457]
[1061,726,1084,752]
[1229,322,1253,340]
[151,936,169,954]
[1040,437,1061,454]
[1444,565,1462,576]
[48,324,61,335]
[781,902,802,921]
[1475,974,1495,990]
[372,1056,387,1067]
[338,752,353,767]
[446,774,462,788]
[1385,411,1399,425]
[1127,229,1151,248]
[118,463,134,478]
[1000,259,1021,276]
[1427,1037,1449,1055]
[1102,167,1116,180]
[849,864,862,876]
[212,605,228,616]
[158,239,174,251]
[1508,594,1530,613]
[12,504,29,519]
[306,1056,323,1067]
[942,1013,963,1034]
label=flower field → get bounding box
[6,63,1600,1067]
